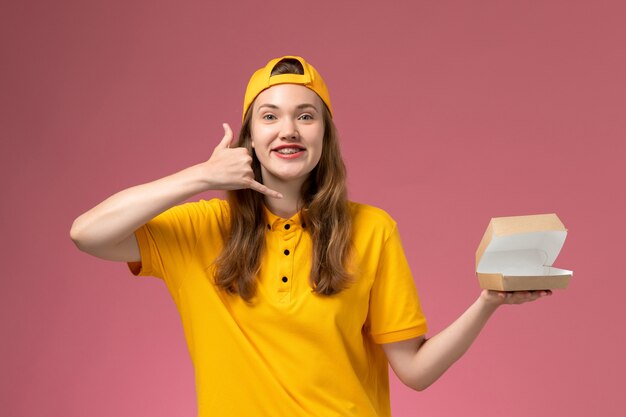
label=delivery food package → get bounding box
[475,213,572,291]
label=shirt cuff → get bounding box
[127,226,153,277]
[371,323,428,344]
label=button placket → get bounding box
[277,221,297,303]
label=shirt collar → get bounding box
[264,204,307,231]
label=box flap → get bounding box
[476,213,569,275]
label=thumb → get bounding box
[216,123,234,149]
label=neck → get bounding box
[263,177,305,219]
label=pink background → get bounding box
[2,1,625,416]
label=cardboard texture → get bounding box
[475,214,573,291]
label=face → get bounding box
[250,84,325,187]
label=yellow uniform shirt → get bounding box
[129,199,427,417]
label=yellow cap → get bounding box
[242,56,333,121]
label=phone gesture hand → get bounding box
[204,123,282,199]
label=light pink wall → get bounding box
[2,1,624,416]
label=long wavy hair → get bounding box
[214,58,352,302]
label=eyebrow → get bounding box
[257,103,319,112]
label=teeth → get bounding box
[276,148,302,155]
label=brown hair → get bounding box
[213,58,352,302]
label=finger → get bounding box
[517,290,547,303]
[489,290,507,300]
[532,290,552,300]
[518,291,536,303]
[217,123,233,149]
[247,179,283,199]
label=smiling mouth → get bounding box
[273,146,305,155]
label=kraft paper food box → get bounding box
[475,213,573,291]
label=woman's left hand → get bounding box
[480,289,552,307]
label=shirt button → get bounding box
[284,224,290,230]
[284,249,290,255]
[282,276,288,283]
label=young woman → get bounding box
[71,56,551,417]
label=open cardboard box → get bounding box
[475,213,572,291]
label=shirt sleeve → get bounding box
[368,224,428,344]
[127,200,222,285]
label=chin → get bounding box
[277,173,309,182]
[266,169,313,184]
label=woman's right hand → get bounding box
[71,122,281,262]
[201,123,282,199]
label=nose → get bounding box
[279,118,299,140]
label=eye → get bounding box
[298,114,313,121]
[262,114,277,121]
